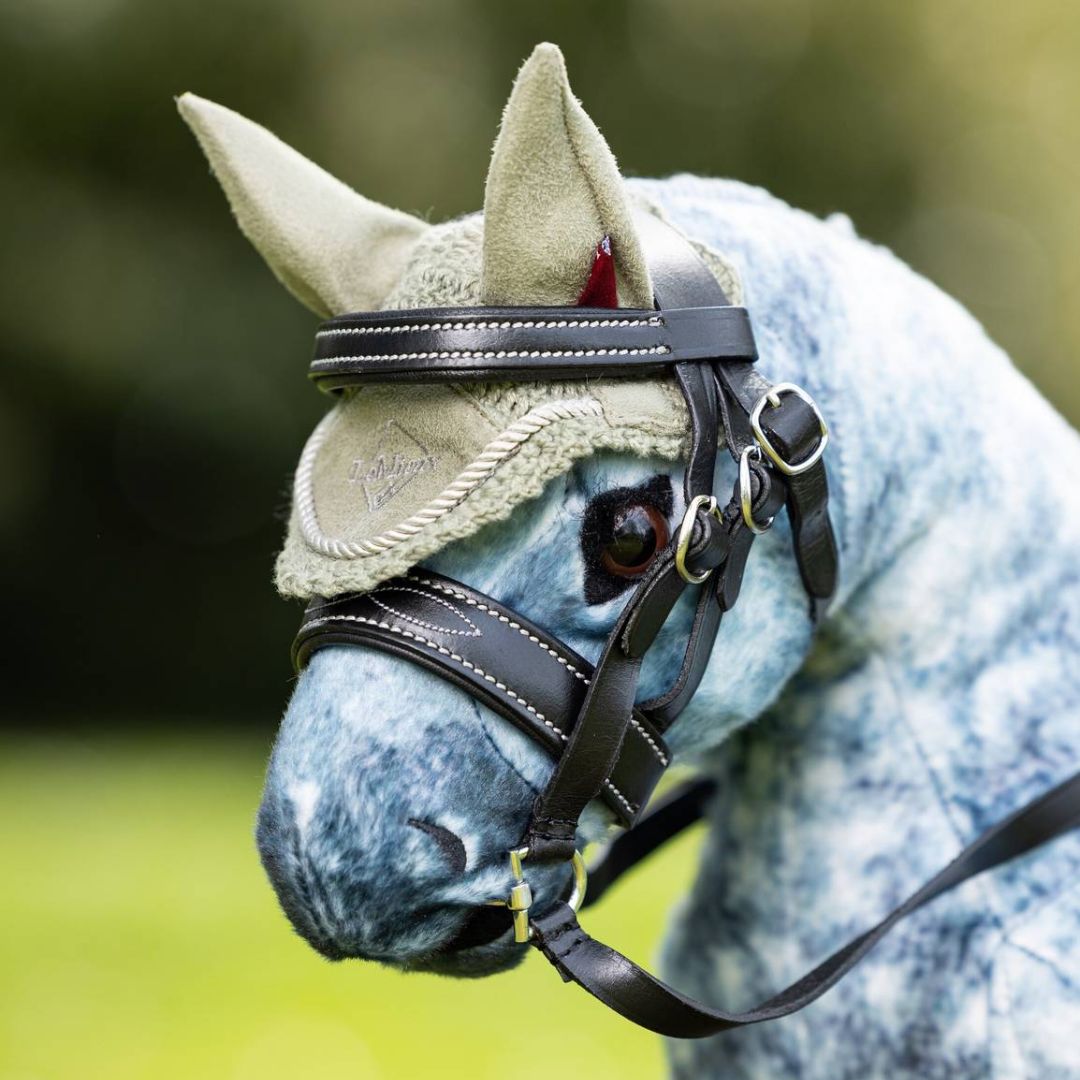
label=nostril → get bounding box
[407,819,467,873]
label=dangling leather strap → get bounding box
[532,770,1080,1038]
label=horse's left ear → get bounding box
[481,43,653,308]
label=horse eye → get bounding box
[580,474,674,606]
[600,503,670,578]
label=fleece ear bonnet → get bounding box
[181,44,741,598]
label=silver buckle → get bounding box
[487,846,588,943]
[738,446,775,534]
[750,382,829,477]
[675,494,722,585]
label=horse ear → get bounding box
[481,43,653,308]
[177,94,429,316]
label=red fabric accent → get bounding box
[576,235,618,308]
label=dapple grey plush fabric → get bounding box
[260,175,1080,1078]
[640,176,1080,1079]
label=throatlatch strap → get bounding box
[533,770,1080,1038]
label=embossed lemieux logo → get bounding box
[347,419,438,512]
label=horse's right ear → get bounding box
[177,94,429,317]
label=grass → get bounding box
[0,732,704,1080]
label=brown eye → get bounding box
[600,504,670,578]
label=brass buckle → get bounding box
[675,494,722,585]
[487,846,588,943]
[750,382,829,477]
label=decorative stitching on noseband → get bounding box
[296,398,606,559]
[368,585,482,637]
[302,613,567,739]
[316,315,665,337]
[408,575,590,682]
[310,346,670,367]
[406,574,669,769]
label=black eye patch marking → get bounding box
[407,819,467,874]
[580,474,674,606]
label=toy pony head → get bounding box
[179,43,823,974]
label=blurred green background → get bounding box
[2,1,1079,1077]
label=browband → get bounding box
[310,304,757,389]
[290,210,1080,1039]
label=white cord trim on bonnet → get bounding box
[295,397,606,559]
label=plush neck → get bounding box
[643,177,1080,918]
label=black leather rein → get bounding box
[291,212,1080,1038]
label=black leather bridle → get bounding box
[291,214,1080,1037]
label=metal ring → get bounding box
[675,494,721,585]
[486,846,588,944]
[749,382,829,477]
[508,846,589,913]
[738,446,774,535]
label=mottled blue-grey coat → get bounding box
[259,173,1080,1078]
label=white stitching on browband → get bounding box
[311,346,670,366]
[406,574,668,768]
[316,315,664,337]
[296,398,605,559]
[302,613,568,741]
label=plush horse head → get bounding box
[181,43,1080,1076]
